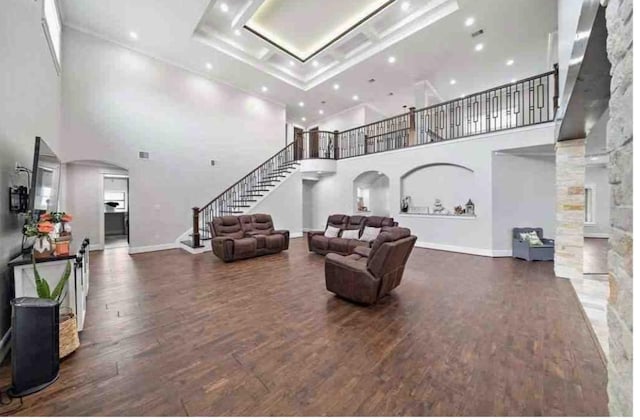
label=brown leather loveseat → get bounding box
[325,227,417,305]
[208,214,289,262]
[307,214,397,256]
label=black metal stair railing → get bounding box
[191,143,299,247]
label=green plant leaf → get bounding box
[51,260,72,302]
[37,277,51,299]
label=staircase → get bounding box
[185,142,300,248]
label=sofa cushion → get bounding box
[251,213,275,234]
[360,226,381,242]
[347,239,369,251]
[340,229,360,239]
[212,216,244,239]
[311,235,329,250]
[328,238,351,254]
[252,234,267,249]
[346,215,366,231]
[365,216,395,228]
[326,214,349,229]
[324,226,341,238]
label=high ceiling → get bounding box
[60,0,558,125]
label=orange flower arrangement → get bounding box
[61,214,73,222]
[37,221,54,234]
[39,213,52,222]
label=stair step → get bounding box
[248,189,270,192]
[233,200,257,203]
[240,194,263,198]
[255,183,276,187]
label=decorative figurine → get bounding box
[432,199,445,214]
[465,199,475,216]
[401,196,411,213]
[454,205,464,215]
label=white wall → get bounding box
[491,154,556,251]
[364,105,388,124]
[305,123,556,255]
[585,164,610,237]
[0,0,62,341]
[250,171,303,236]
[60,29,286,249]
[302,179,316,230]
[311,105,366,131]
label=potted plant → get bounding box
[23,218,55,259]
[32,257,79,358]
[39,212,73,256]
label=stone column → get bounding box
[555,138,586,279]
[605,0,633,415]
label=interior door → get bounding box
[309,127,319,158]
[294,127,304,160]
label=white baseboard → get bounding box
[129,243,179,254]
[89,243,104,251]
[290,232,303,239]
[0,328,11,363]
[585,233,610,239]
[415,241,512,257]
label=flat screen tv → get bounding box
[29,137,61,220]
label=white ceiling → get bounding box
[60,0,558,126]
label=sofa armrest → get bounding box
[212,237,234,262]
[325,253,379,304]
[307,230,324,251]
[273,229,290,249]
[353,246,371,258]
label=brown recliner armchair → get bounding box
[307,214,397,256]
[325,227,417,305]
[208,214,289,262]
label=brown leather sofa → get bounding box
[325,227,417,304]
[208,214,289,262]
[307,214,397,256]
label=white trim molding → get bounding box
[415,241,511,257]
[129,243,179,255]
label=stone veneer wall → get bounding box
[605,0,633,415]
[555,138,586,280]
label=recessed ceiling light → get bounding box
[319,109,324,115]
[506,59,514,66]
[388,56,396,64]
[352,95,359,101]
[205,62,213,70]
[510,78,517,83]
[388,92,394,96]
[302,117,307,122]
[234,29,241,36]
[465,17,475,26]
[450,79,456,85]
[460,94,466,98]
[312,60,319,67]
[333,83,340,90]
[129,31,138,40]
[401,2,411,11]
[298,101,305,107]
[590,156,599,161]
[261,86,268,93]
[289,60,295,66]
[474,43,484,51]
[220,2,229,12]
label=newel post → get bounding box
[552,63,559,115]
[409,106,417,146]
[333,130,339,159]
[192,207,201,248]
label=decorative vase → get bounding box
[33,236,55,259]
[59,311,80,358]
[55,240,71,256]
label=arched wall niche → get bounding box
[400,163,476,214]
[352,170,390,216]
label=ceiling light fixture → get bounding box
[352,95,359,101]
[129,31,138,40]
[206,62,213,70]
[261,86,268,93]
[333,83,340,90]
[234,29,241,36]
[220,2,229,12]
[289,60,295,66]
[312,60,319,67]
[401,2,411,11]
[465,17,475,26]
[298,101,305,107]
[319,109,324,115]
[450,79,456,85]
[506,59,514,66]
[510,78,517,83]
[302,117,307,122]
[474,43,484,51]
[590,156,599,161]
[388,56,396,64]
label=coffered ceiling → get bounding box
[60,0,558,125]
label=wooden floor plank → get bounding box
[0,238,608,416]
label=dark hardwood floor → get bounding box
[0,239,608,416]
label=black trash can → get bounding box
[8,297,60,397]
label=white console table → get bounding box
[9,239,90,331]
